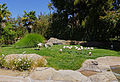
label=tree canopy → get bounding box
[49,0,115,41]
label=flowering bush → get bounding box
[0,54,46,71]
[0,54,6,67]
[4,57,32,71]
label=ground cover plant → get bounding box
[1,45,120,70]
[0,53,46,71]
[14,33,45,48]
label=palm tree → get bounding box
[48,2,53,14]
[22,11,37,33]
[0,3,11,23]
[0,3,11,40]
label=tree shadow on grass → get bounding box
[79,41,120,51]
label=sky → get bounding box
[0,0,51,18]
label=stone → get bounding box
[79,59,102,72]
[89,72,118,82]
[79,59,112,72]
[0,75,30,82]
[45,42,53,47]
[52,70,91,82]
[96,56,120,66]
[30,67,56,80]
[78,56,120,82]
[47,37,66,45]
[37,43,43,48]
[80,70,99,77]
[30,67,91,82]
[91,61,98,65]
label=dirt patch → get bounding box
[111,65,120,80]
[80,70,100,77]
[0,68,29,77]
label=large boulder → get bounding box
[47,38,66,45]
[89,72,118,82]
[96,56,120,66]
[78,56,120,82]
[79,59,110,72]
[30,67,91,82]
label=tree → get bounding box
[0,3,11,44]
[48,2,53,14]
[50,0,114,41]
[22,11,37,33]
[32,13,50,37]
[0,3,11,22]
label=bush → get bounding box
[14,33,45,48]
[0,54,6,68]
[0,54,46,71]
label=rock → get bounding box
[80,70,99,77]
[47,37,66,45]
[96,56,120,66]
[80,59,102,72]
[78,56,120,82]
[91,61,98,65]
[5,54,47,66]
[30,67,91,82]
[0,76,30,82]
[37,43,43,48]
[89,72,118,82]
[30,67,56,80]
[79,59,112,72]
[52,70,91,82]
[45,42,53,47]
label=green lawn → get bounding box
[1,45,120,70]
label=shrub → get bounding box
[14,33,45,48]
[4,57,32,71]
[0,54,6,68]
[0,54,47,71]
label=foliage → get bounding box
[0,54,46,71]
[14,33,45,48]
[0,3,11,45]
[0,3,11,21]
[32,13,50,37]
[0,54,6,67]
[9,16,27,38]
[100,10,120,26]
[99,10,120,41]
[113,0,120,10]
[49,0,114,41]
[0,1,120,45]
[22,11,37,33]
[2,22,16,44]
[1,45,120,70]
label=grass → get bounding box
[1,45,120,70]
[14,33,44,48]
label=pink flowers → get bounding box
[85,48,87,50]
[37,43,43,48]
[80,46,83,50]
[91,47,93,50]
[89,52,92,56]
[59,46,94,56]
[87,47,90,50]
[77,48,81,51]
[59,49,63,52]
